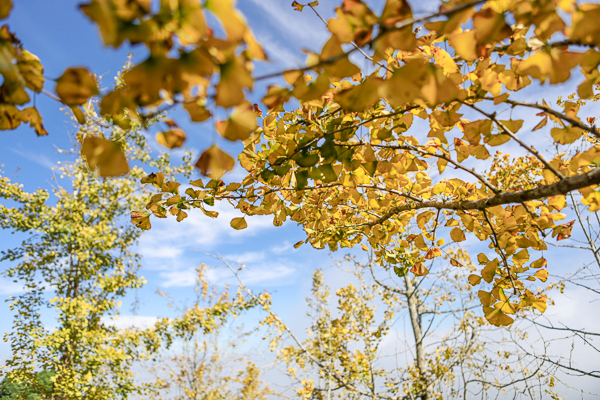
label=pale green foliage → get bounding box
[146,265,271,400]
[0,89,192,399]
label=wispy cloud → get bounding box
[138,245,184,260]
[246,0,329,50]
[270,241,293,254]
[159,259,296,288]
[9,148,56,170]
[253,31,304,69]
[223,250,267,264]
[236,263,295,286]
[159,268,198,288]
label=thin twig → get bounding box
[483,97,600,139]
[466,103,565,180]
[254,0,486,82]
[483,209,518,294]
[308,3,394,74]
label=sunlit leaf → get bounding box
[156,129,186,149]
[410,262,429,276]
[230,217,248,230]
[483,306,514,327]
[478,290,494,306]
[515,50,584,84]
[195,144,235,179]
[534,269,548,282]
[450,227,465,242]
[216,102,258,141]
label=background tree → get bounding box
[0,371,54,400]
[145,264,272,400]
[0,86,193,399]
[207,248,564,400]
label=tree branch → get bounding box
[368,167,600,225]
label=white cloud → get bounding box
[102,315,159,330]
[158,268,198,288]
[138,245,184,260]
[138,201,277,259]
[270,241,293,254]
[0,279,24,295]
[234,263,296,286]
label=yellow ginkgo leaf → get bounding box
[230,217,248,230]
[81,136,130,177]
[156,129,186,149]
[216,102,258,141]
[450,227,466,242]
[483,306,514,327]
[534,269,548,282]
[468,274,482,285]
[131,211,151,230]
[195,144,235,179]
[55,67,99,106]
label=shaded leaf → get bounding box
[468,274,482,285]
[184,100,211,122]
[55,67,99,106]
[81,136,130,177]
[71,106,86,124]
[292,1,304,11]
[19,107,48,136]
[481,259,498,283]
[131,211,151,230]
[450,258,463,267]
[0,0,11,19]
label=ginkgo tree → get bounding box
[127,0,600,328]
[3,0,600,328]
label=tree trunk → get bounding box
[404,275,429,400]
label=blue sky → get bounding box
[1,0,600,397]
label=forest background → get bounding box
[0,0,599,398]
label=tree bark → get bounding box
[404,275,429,400]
